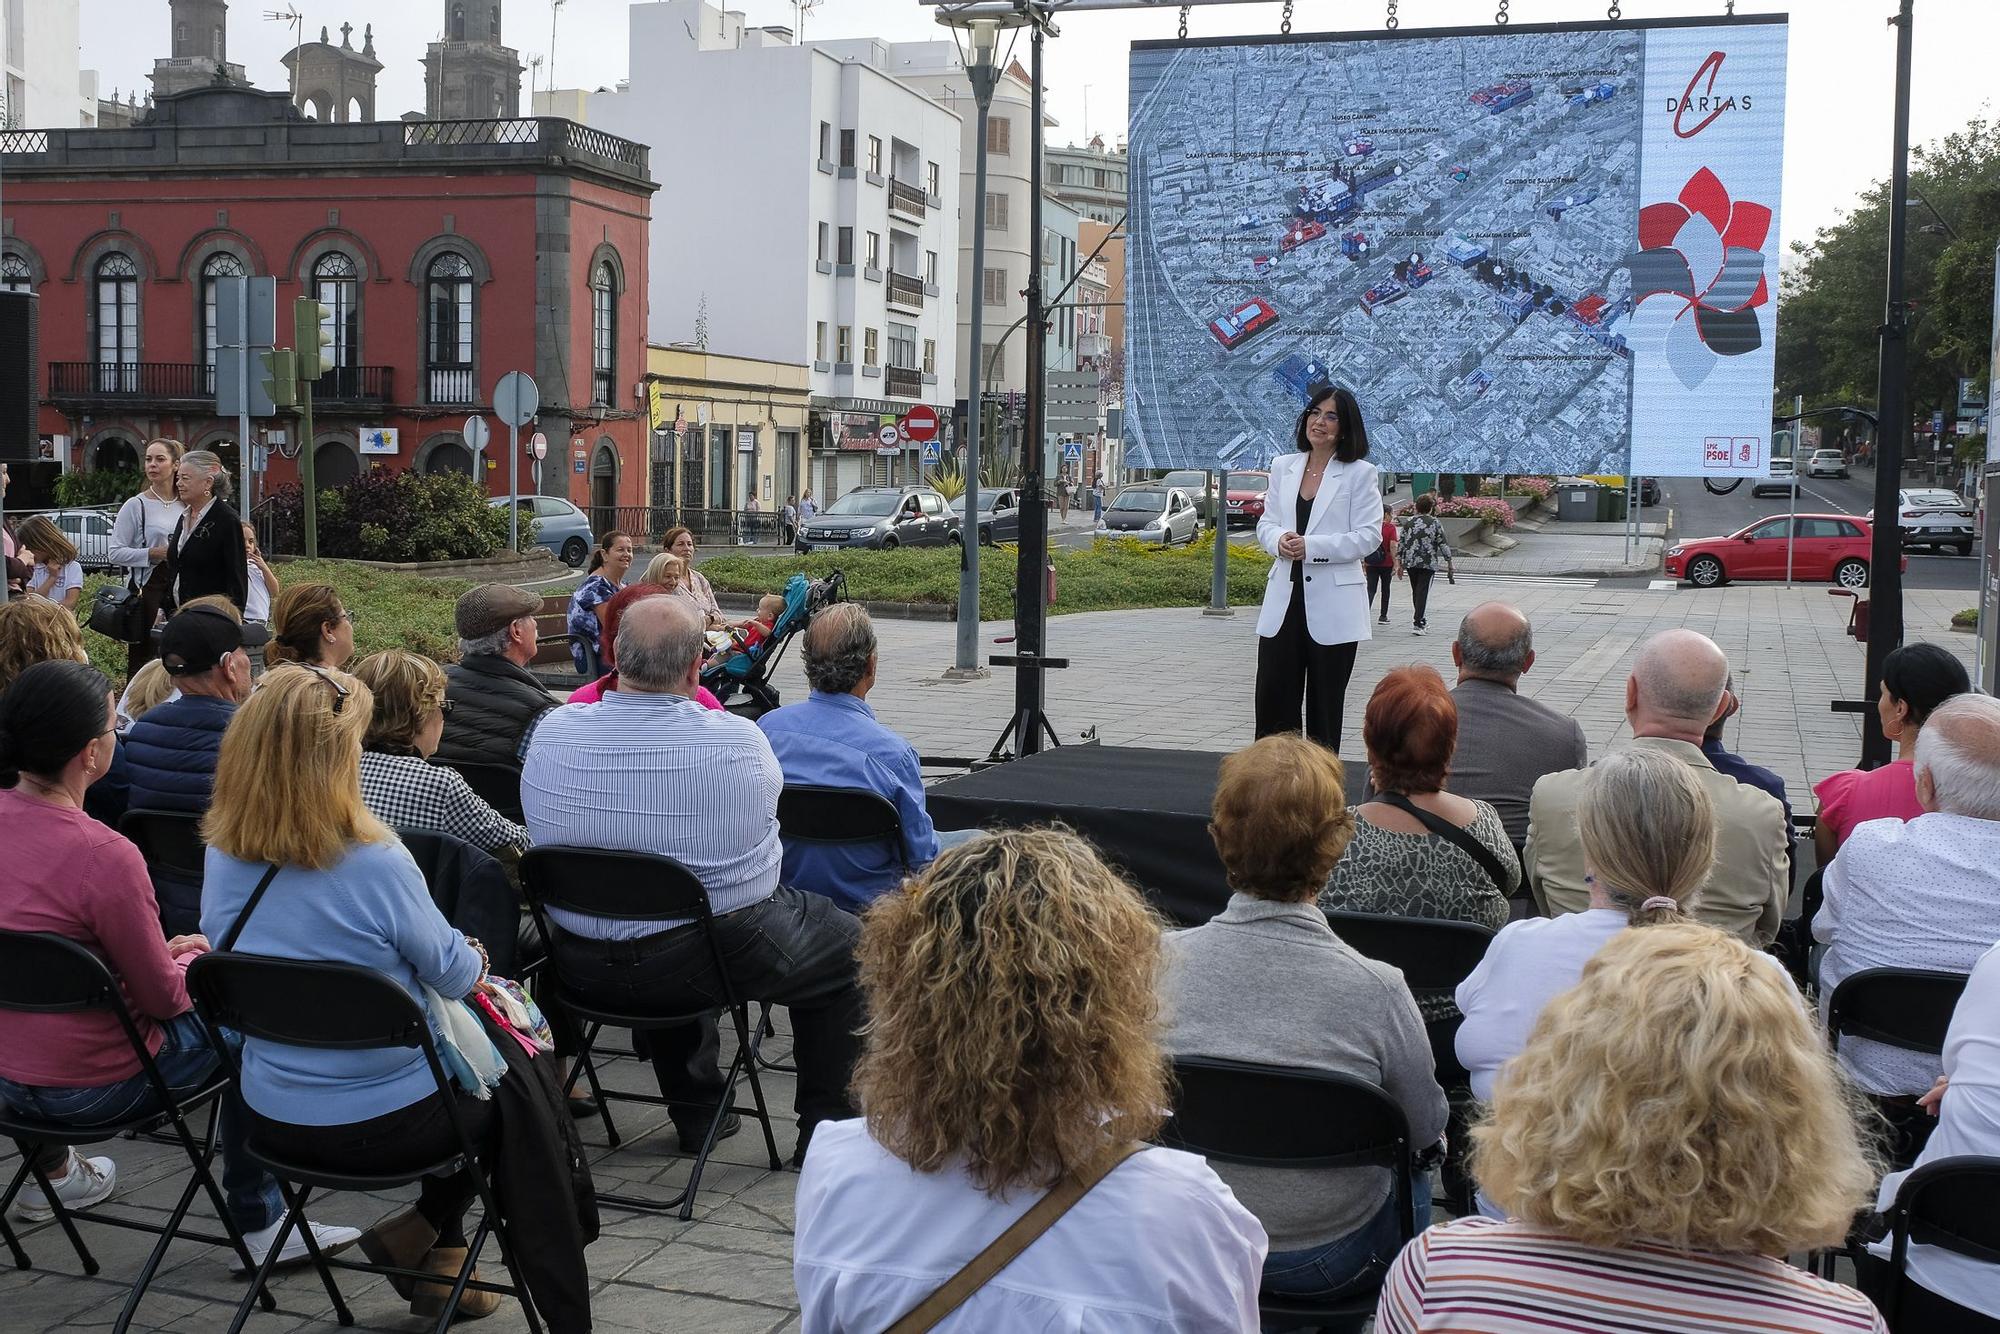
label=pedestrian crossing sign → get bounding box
[922,440,942,464]
[1064,441,1084,460]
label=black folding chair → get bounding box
[0,931,275,1334]
[184,952,540,1334]
[776,784,908,873]
[1160,1055,1416,1330]
[1775,865,1824,989]
[432,760,526,826]
[1827,967,1966,1061]
[119,807,206,879]
[1878,1155,2000,1332]
[517,846,783,1218]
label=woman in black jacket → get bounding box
[165,450,248,612]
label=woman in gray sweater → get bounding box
[1161,733,1448,1303]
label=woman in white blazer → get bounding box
[1254,386,1384,749]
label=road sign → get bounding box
[218,352,276,418]
[529,431,549,461]
[463,416,491,454]
[921,439,942,464]
[901,404,940,442]
[877,423,901,448]
[1063,440,1084,461]
[1932,410,1946,436]
[495,371,540,427]
[213,276,277,348]
[1047,370,1102,432]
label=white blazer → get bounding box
[1254,452,1384,645]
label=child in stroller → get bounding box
[700,569,846,717]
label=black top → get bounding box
[1292,489,1313,585]
[166,498,248,612]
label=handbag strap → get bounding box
[219,864,284,953]
[1367,792,1511,894]
[885,1141,1145,1334]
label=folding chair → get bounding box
[1827,966,1967,1172]
[0,931,275,1334]
[1161,1055,1417,1331]
[1878,1155,2000,1332]
[119,808,206,880]
[517,846,783,1218]
[184,952,540,1334]
[776,784,908,875]
[432,760,526,826]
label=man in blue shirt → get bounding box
[759,604,964,911]
[1700,673,1794,829]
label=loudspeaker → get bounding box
[0,291,39,461]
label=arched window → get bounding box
[0,254,29,293]
[590,261,616,406]
[488,5,501,40]
[313,252,359,385]
[199,253,246,381]
[93,253,139,391]
[451,5,466,40]
[174,21,188,54]
[425,251,475,404]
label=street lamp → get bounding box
[938,9,1026,677]
[1906,196,1961,241]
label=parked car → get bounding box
[1162,469,1218,522]
[947,487,1021,545]
[1872,488,1977,555]
[1223,470,1270,527]
[1098,485,1200,545]
[795,486,954,552]
[490,495,592,567]
[1663,513,1900,590]
[1750,457,1796,498]
[42,508,118,572]
[1638,476,1660,507]
[1805,448,1850,479]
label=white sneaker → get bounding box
[12,1149,116,1222]
[1413,625,1428,636]
[233,1218,364,1272]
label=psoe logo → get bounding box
[1667,51,1753,138]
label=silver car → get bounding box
[44,508,119,572]
[1892,488,1976,555]
[1097,485,1201,544]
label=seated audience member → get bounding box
[565,530,634,675]
[15,514,85,611]
[1527,629,1788,946]
[352,650,529,857]
[661,527,726,630]
[123,603,261,935]
[794,829,1267,1330]
[264,582,355,670]
[1813,642,1970,863]
[1816,693,2000,1097]
[117,660,175,731]
[201,665,592,1328]
[0,595,131,828]
[1457,747,1717,1106]
[1164,735,1445,1302]
[567,583,724,710]
[522,598,864,1163]
[638,551,687,592]
[758,604,953,911]
[1863,939,2000,1323]
[722,593,786,661]
[0,660,358,1264]
[435,584,559,769]
[1702,672,1794,826]
[1323,666,1515,1016]
[1380,925,1886,1334]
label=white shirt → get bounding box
[244,562,271,623]
[1816,812,2000,1094]
[793,1119,1266,1333]
[109,489,186,584]
[1456,908,1630,1104]
[1870,940,2000,1317]
[27,560,83,603]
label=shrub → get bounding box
[54,466,143,509]
[1478,476,1555,500]
[1952,608,1978,629]
[264,470,513,562]
[1393,496,1519,527]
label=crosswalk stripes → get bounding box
[1449,571,1600,590]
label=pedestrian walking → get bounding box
[1092,471,1105,523]
[1396,492,1455,635]
[781,495,798,546]
[1058,466,1072,521]
[801,490,818,521]
[740,492,761,546]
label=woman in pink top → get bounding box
[568,581,723,709]
[1813,642,1970,862]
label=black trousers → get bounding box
[1408,568,1436,627]
[1364,565,1392,620]
[1254,580,1359,751]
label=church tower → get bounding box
[152,0,249,98]
[423,1,524,120]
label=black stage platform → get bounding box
[928,745,1368,927]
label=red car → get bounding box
[1663,513,1903,589]
[1209,297,1279,349]
[1223,470,1270,527]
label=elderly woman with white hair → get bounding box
[164,449,248,612]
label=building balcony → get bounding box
[885,364,923,399]
[427,367,478,406]
[886,272,925,311]
[1077,332,1111,361]
[314,364,393,408]
[49,361,212,405]
[888,178,927,220]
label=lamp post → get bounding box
[938,10,1025,677]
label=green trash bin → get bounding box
[1598,487,1629,521]
[1556,484,1600,522]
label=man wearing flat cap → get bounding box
[435,583,559,770]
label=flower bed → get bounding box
[1478,476,1555,500]
[1392,495,1520,528]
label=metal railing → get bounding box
[886,271,926,309]
[582,505,795,551]
[49,361,211,400]
[888,178,928,218]
[885,365,923,399]
[426,366,478,406]
[401,117,649,171]
[0,129,49,154]
[315,364,393,403]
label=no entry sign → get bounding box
[900,405,940,443]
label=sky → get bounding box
[81,0,1997,249]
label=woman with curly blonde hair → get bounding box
[793,828,1266,1331]
[1379,924,1888,1333]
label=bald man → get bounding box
[1525,629,1789,945]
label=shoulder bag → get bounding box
[884,1141,1145,1333]
[1366,791,1513,895]
[87,580,145,641]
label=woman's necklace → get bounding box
[19,773,74,808]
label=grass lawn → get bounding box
[699,532,1275,621]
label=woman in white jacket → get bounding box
[106,437,187,675]
[1253,386,1384,750]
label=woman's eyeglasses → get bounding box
[1306,411,1340,424]
[299,663,350,715]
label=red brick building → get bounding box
[0,85,655,523]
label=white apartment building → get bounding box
[2,0,99,130]
[570,0,960,496]
[1045,135,1127,224]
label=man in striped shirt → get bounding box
[521,598,863,1164]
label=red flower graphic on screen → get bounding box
[1626,168,1770,389]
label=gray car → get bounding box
[1097,485,1200,544]
[796,486,954,551]
[490,495,593,567]
[948,487,1021,545]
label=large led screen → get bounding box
[1124,16,1787,478]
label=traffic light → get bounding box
[292,297,333,380]
[259,348,298,409]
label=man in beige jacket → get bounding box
[1526,628,1789,945]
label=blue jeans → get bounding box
[0,1012,283,1232]
[1261,1174,1432,1304]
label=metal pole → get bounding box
[298,376,317,559]
[1012,17,1050,754]
[955,87,994,675]
[1864,0,1915,769]
[508,419,521,551]
[1785,394,1802,588]
[236,278,253,520]
[1206,467,1230,614]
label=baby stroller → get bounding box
[700,569,846,718]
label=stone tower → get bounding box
[423,0,523,120]
[282,22,383,122]
[152,0,249,98]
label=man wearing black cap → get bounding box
[435,582,559,770]
[124,603,266,935]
